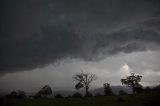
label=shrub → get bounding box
[72,92,83,98]
[55,94,63,98]
[94,93,103,97]
[118,90,127,96]
[7,90,26,98]
[85,92,93,97]
[144,87,151,93]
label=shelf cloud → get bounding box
[0,0,160,75]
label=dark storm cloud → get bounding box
[0,0,160,75]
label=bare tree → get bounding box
[121,73,142,94]
[73,71,97,96]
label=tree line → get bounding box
[5,71,160,98]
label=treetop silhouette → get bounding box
[121,73,142,94]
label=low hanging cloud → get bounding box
[0,0,160,75]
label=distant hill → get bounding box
[53,86,132,97]
[53,90,77,97]
[92,86,132,95]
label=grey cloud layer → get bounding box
[0,0,160,74]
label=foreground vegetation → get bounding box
[4,91,160,106]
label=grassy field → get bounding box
[4,92,160,106]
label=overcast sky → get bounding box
[0,0,160,93]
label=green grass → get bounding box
[5,92,160,106]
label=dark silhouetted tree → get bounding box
[103,83,113,96]
[73,71,97,96]
[121,73,142,94]
[37,85,53,97]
